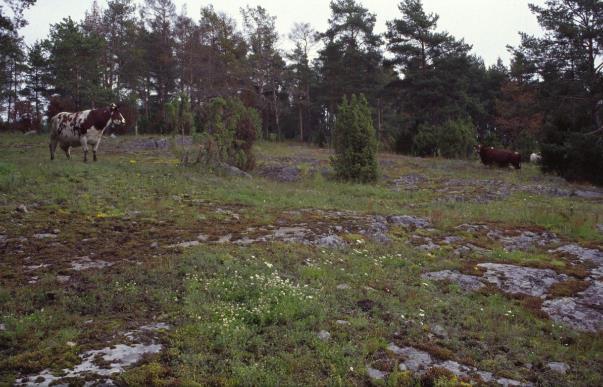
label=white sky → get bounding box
[21,0,546,67]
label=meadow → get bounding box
[0,133,602,386]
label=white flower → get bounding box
[265,262,273,268]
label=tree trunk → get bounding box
[298,103,304,142]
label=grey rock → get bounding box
[56,275,71,283]
[430,324,448,338]
[317,330,331,341]
[258,165,301,182]
[597,224,603,233]
[573,190,603,199]
[387,344,432,372]
[478,263,563,297]
[33,233,58,239]
[477,371,494,383]
[16,204,28,213]
[168,240,200,249]
[441,236,463,245]
[315,235,346,249]
[392,174,427,190]
[542,282,603,332]
[439,360,475,377]
[370,232,392,244]
[216,162,252,178]
[366,367,387,380]
[551,244,603,277]
[387,215,431,229]
[150,241,159,248]
[217,234,232,244]
[422,270,485,292]
[0,323,5,331]
[70,256,113,271]
[496,377,524,386]
[335,320,350,325]
[336,283,351,290]
[272,227,309,243]
[488,230,559,251]
[418,241,439,251]
[547,362,569,374]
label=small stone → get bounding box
[16,204,28,213]
[335,320,350,325]
[53,229,60,234]
[421,270,485,292]
[547,362,569,374]
[597,224,603,233]
[317,330,331,341]
[476,371,494,383]
[66,341,76,347]
[33,233,57,239]
[150,241,159,248]
[56,275,71,283]
[217,234,232,244]
[387,215,431,229]
[366,367,387,380]
[398,363,407,371]
[168,240,200,249]
[336,283,351,290]
[315,235,346,249]
[197,234,209,241]
[0,323,5,331]
[430,324,448,338]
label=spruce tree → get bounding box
[331,94,378,182]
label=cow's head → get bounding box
[109,103,126,127]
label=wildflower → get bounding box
[265,262,273,268]
[129,160,136,164]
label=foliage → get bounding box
[200,96,261,171]
[512,0,603,184]
[165,93,195,135]
[331,94,379,182]
[413,118,477,158]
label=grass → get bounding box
[0,133,602,386]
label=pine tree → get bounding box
[331,94,378,182]
[316,0,386,137]
[512,0,603,183]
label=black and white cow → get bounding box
[49,104,125,162]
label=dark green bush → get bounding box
[201,97,261,171]
[330,94,379,182]
[413,118,477,158]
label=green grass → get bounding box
[0,133,601,386]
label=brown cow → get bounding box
[475,144,521,169]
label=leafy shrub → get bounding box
[165,94,195,135]
[413,118,477,158]
[198,97,261,171]
[331,94,379,182]
[542,131,603,185]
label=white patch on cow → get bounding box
[530,153,542,163]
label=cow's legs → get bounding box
[60,143,71,160]
[49,139,58,161]
[92,138,102,162]
[80,136,89,162]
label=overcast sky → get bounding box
[21,0,546,67]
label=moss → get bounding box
[548,279,590,298]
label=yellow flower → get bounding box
[129,160,137,164]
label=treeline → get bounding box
[0,0,602,183]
